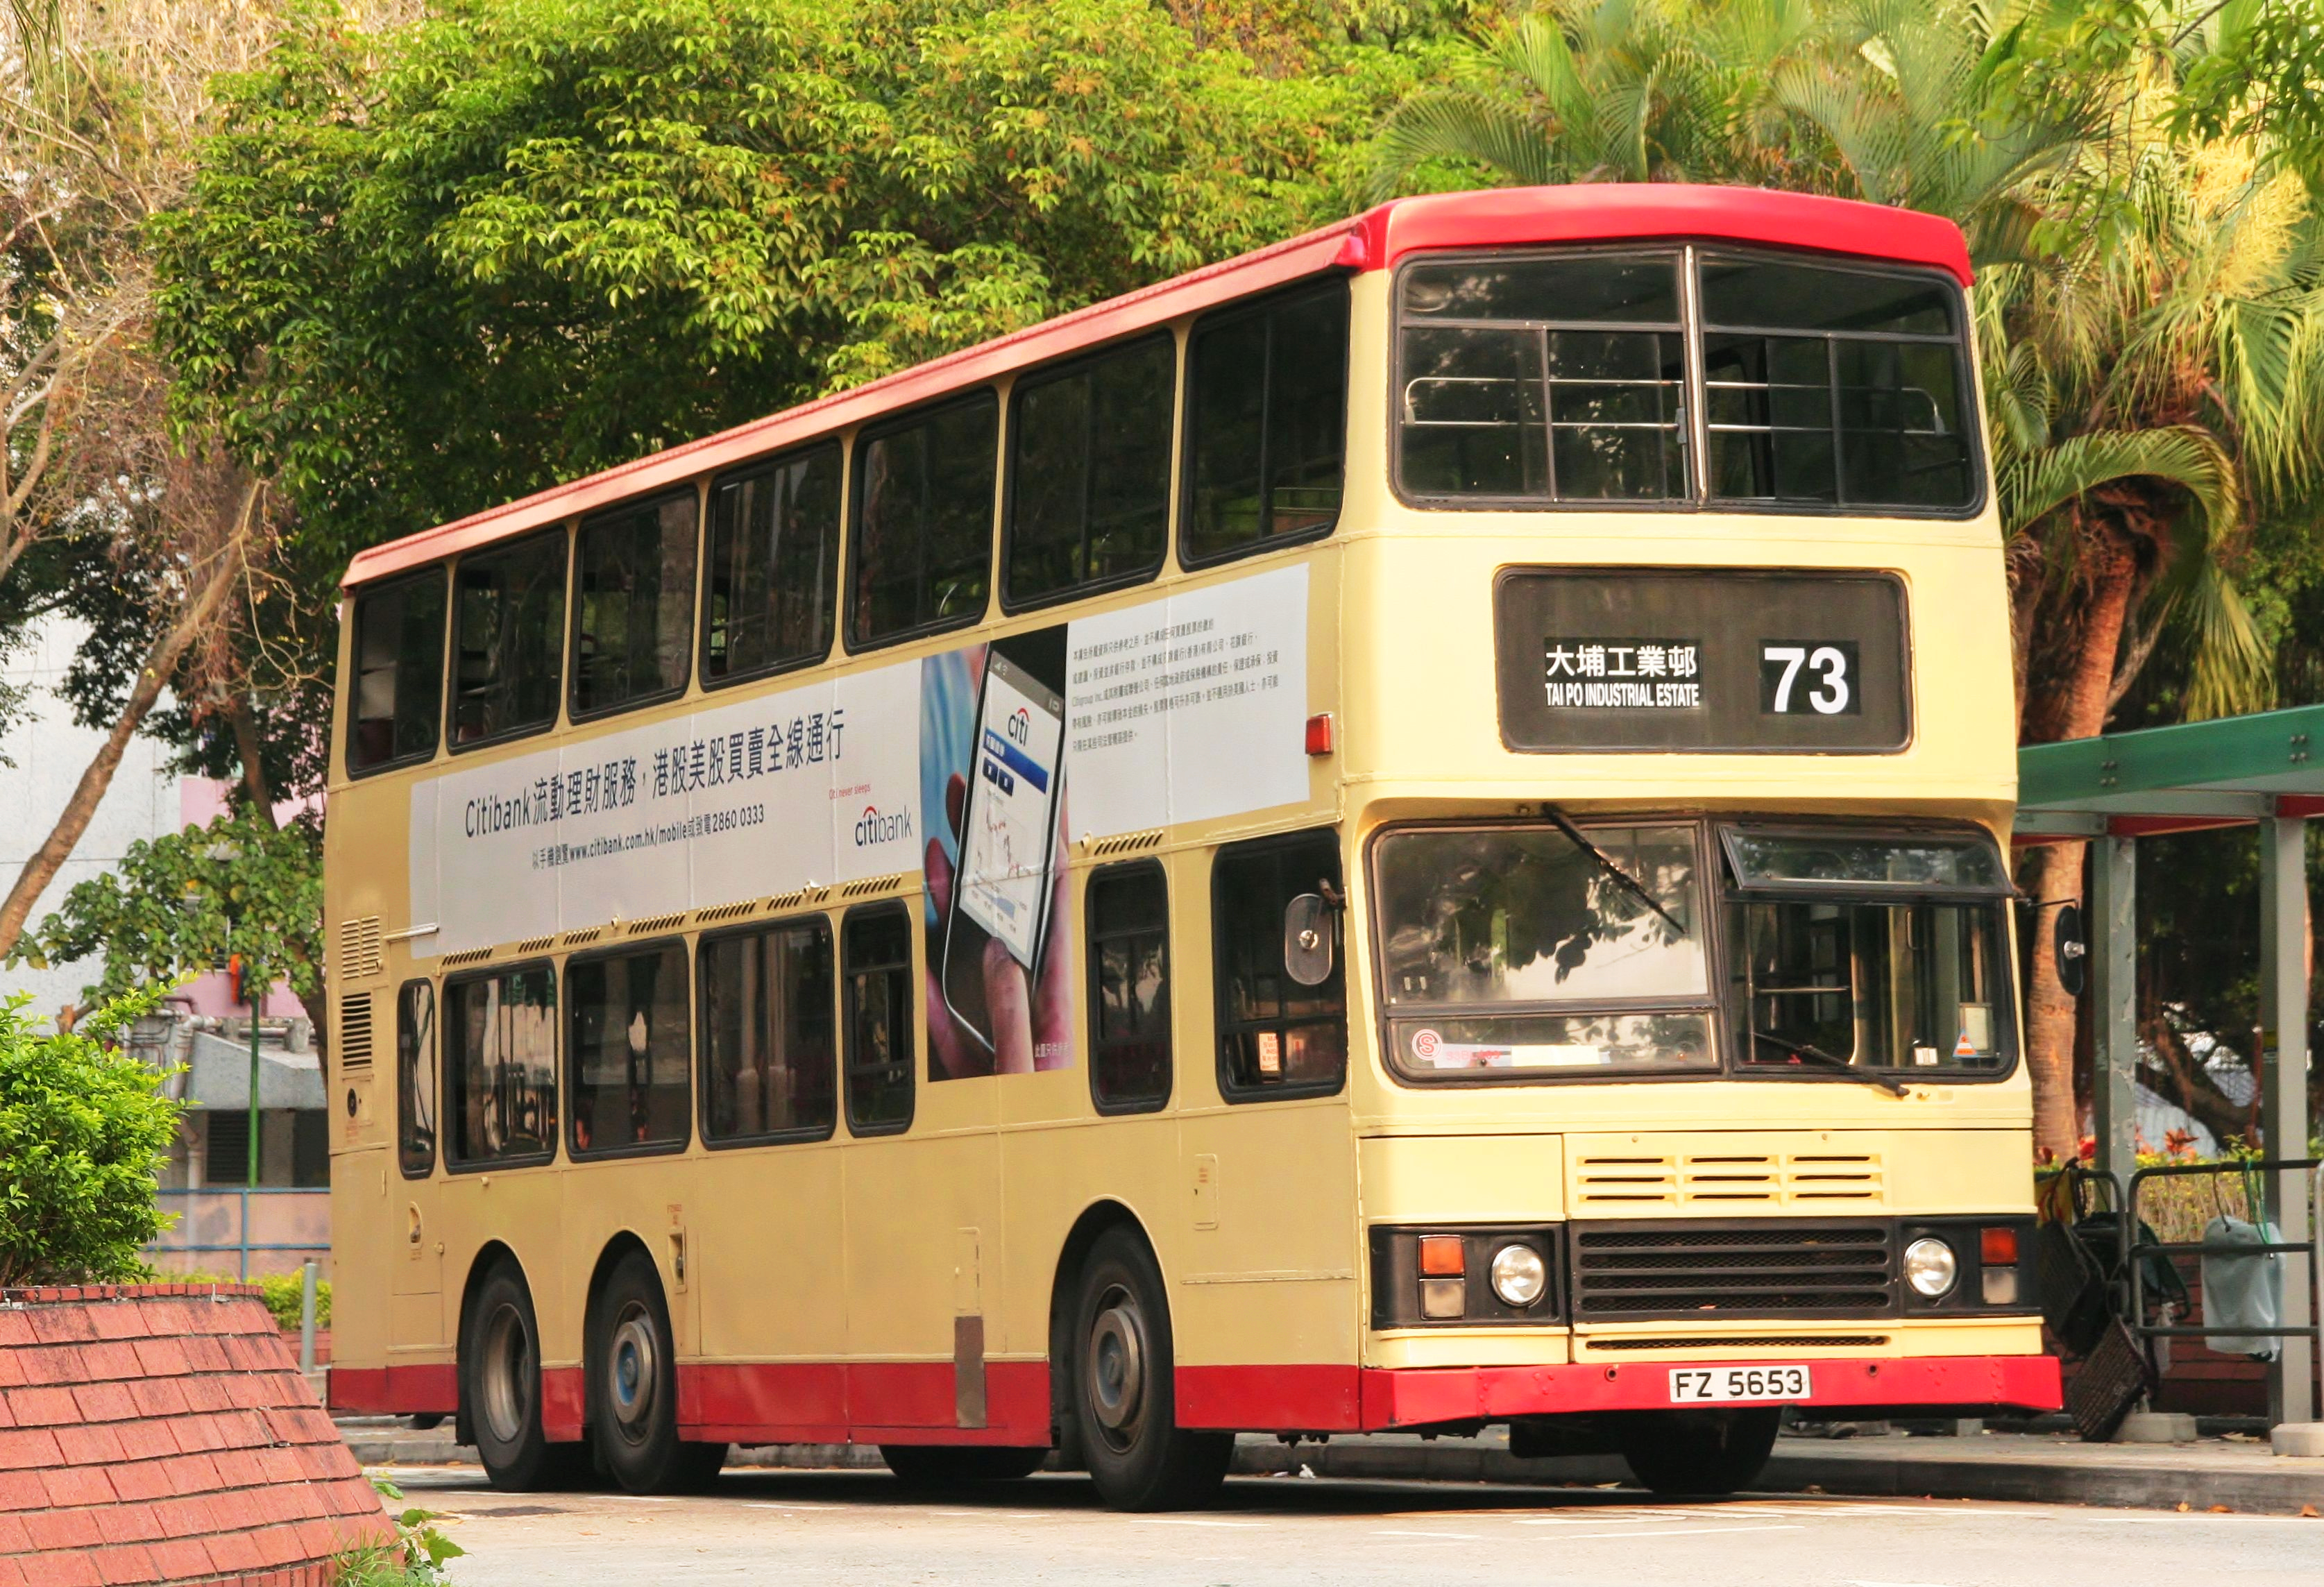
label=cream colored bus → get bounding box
[324,184,2059,1509]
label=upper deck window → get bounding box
[704,443,840,685]
[572,491,697,718]
[1702,256,1974,511]
[1396,247,1979,516]
[1182,282,1348,566]
[1399,252,1688,503]
[452,529,566,749]
[1005,334,1174,609]
[347,568,446,774]
[849,393,998,648]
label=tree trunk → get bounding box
[228,693,275,824]
[0,537,243,962]
[2023,534,2139,1162]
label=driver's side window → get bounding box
[1211,829,1345,1101]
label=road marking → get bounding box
[1373,1529,1485,1541]
[1129,1517,1265,1528]
[1508,1523,1806,1540]
[741,1502,841,1511]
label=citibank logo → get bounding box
[854,804,914,847]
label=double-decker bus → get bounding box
[324,184,2059,1509]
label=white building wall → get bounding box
[0,617,186,1022]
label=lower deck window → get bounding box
[566,943,691,1156]
[700,918,838,1143]
[444,964,559,1167]
[1212,831,1346,1098]
[843,904,915,1133]
[1730,897,2009,1074]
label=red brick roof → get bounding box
[0,1284,391,1587]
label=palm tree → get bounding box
[1370,0,2318,1160]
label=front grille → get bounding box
[1570,1221,1894,1320]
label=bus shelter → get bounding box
[2016,703,2322,1434]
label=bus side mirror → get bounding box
[2053,902,2087,998]
[1284,892,1335,987]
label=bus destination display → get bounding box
[1497,571,1908,752]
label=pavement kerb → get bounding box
[342,1425,2324,1513]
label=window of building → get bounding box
[703,444,841,685]
[396,979,437,1178]
[347,568,446,774]
[292,1112,330,1187]
[203,1110,252,1187]
[1699,255,1976,511]
[451,530,567,748]
[566,943,691,1157]
[699,917,837,1144]
[1212,829,1346,1098]
[1087,861,1171,1113]
[443,963,559,1168]
[1182,282,1348,566]
[571,491,697,717]
[849,394,997,647]
[1005,336,1174,608]
[842,903,913,1134]
[1397,252,1688,503]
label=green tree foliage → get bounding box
[18,808,324,1029]
[153,0,1407,580]
[0,983,184,1287]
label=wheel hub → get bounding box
[1087,1295,1146,1438]
[607,1300,659,1441]
[479,1302,532,1446]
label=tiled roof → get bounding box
[0,1284,391,1587]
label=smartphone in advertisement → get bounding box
[941,628,1069,1053]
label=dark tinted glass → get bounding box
[701,919,837,1143]
[1212,831,1346,1097]
[566,944,690,1157]
[851,396,997,645]
[452,532,566,746]
[842,905,913,1133]
[348,570,445,772]
[704,445,840,683]
[572,492,696,715]
[1006,336,1173,605]
[1183,283,1347,563]
[396,980,436,1178]
[1398,253,1687,503]
[443,965,558,1167]
[1089,863,1170,1112]
[1701,257,1973,510]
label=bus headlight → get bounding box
[1489,1243,1548,1309]
[1903,1237,1958,1298]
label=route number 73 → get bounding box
[1760,641,1859,716]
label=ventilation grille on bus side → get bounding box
[443,948,494,969]
[337,992,375,1069]
[338,916,382,981]
[694,901,757,926]
[625,913,688,936]
[1085,829,1164,858]
[836,872,912,901]
[1572,1151,1883,1209]
[1569,1222,1894,1321]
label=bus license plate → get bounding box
[1668,1366,1810,1404]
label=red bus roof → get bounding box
[342,185,1971,588]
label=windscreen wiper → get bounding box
[1749,1028,1909,1096]
[1543,808,1688,937]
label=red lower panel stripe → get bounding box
[330,1364,457,1416]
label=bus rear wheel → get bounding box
[462,1261,586,1492]
[1069,1227,1231,1511]
[588,1250,727,1493]
[1618,1408,1781,1495]
[879,1445,1048,1486]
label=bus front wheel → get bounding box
[588,1249,727,1493]
[1617,1408,1781,1495]
[461,1262,586,1491]
[1068,1227,1231,1511]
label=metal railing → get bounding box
[147,1186,330,1281]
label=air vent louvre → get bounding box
[695,901,757,926]
[337,917,382,981]
[836,872,911,901]
[626,913,688,936]
[1575,1151,1882,1208]
[560,928,603,947]
[443,947,494,969]
[1086,829,1164,858]
[767,885,831,913]
[337,992,375,1069]
[515,935,557,953]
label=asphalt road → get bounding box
[386,1465,2324,1586]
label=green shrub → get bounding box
[186,1269,332,1330]
[0,985,183,1287]
[333,1480,464,1586]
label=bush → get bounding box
[190,1269,334,1331]
[0,985,183,1287]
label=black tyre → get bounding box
[461,1261,588,1491]
[1068,1227,1232,1511]
[879,1445,1048,1486]
[1618,1408,1781,1495]
[588,1248,728,1493]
